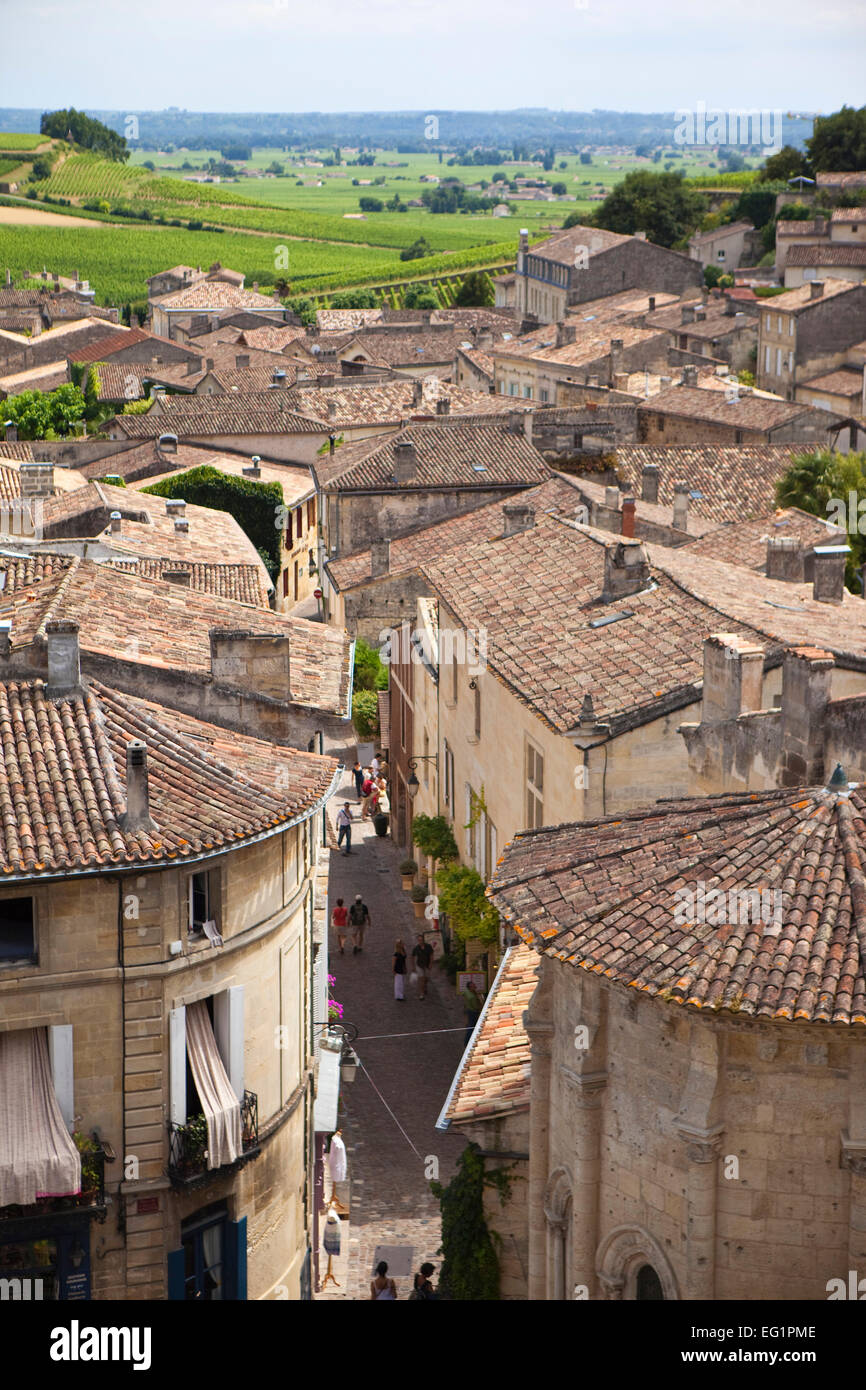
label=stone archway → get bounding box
[595,1224,680,1301]
[543,1167,574,1300]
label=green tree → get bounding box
[40,107,128,161]
[579,151,592,165]
[775,448,866,583]
[436,862,499,946]
[353,637,388,692]
[142,465,284,577]
[403,285,439,309]
[590,170,707,248]
[551,181,567,195]
[4,384,86,439]
[430,1144,501,1300]
[410,814,458,864]
[806,105,866,173]
[352,689,379,739]
[760,144,809,183]
[359,196,384,212]
[542,147,555,171]
[399,237,431,262]
[453,270,493,307]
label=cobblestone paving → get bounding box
[315,755,467,1301]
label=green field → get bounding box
[0,224,403,307]
[0,132,46,151]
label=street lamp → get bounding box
[407,754,438,800]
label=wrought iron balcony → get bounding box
[167,1091,260,1187]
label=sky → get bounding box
[0,0,863,114]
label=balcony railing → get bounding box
[0,1144,107,1232]
[167,1091,259,1187]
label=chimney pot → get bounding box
[641,464,660,504]
[672,480,690,531]
[809,280,825,300]
[158,432,178,454]
[602,539,651,601]
[393,440,417,484]
[604,486,620,510]
[174,518,190,534]
[370,538,391,576]
[610,338,624,353]
[109,510,122,534]
[165,498,186,517]
[45,620,80,696]
[681,365,698,388]
[812,544,849,604]
[412,379,424,406]
[700,633,765,723]
[766,535,802,582]
[681,305,696,324]
[502,501,536,536]
[648,296,656,312]
[19,461,55,500]
[120,740,155,832]
[621,495,636,539]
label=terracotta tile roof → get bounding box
[327,476,580,591]
[76,441,224,484]
[643,302,754,341]
[455,346,494,380]
[760,277,861,313]
[0,676,339,881]
[38,481,268,576]
[106,557,271,608]
[682,507,845,571]
[526,224,630,263]
[0,559,351,714]
[236,324,310,353]
[612,444,802,524]
[495,323,663,368]
[566,289,680,322]
[87,361,148,401]
[316,308,384,331]
[832,207,866,222]
[421,514,866,737]
[442,945,537,1126]
[0,361,70,395]
[0,553,74,592]
[0,462,27,507]
[0,443,34,462]
[637,385,813,431]
[67,326,161,364]
[688,220,754,246]
[776,220,826,238]
[489,779,866,1027]
[153,282,282,311]
[816,172,866,189]
[799,368,864,397]
[339,328,479,366]
[562,471,719,538]
[128,454,313,507]
[286,379,524,431]
[787,245,866,268]
[315,419,549,492]
[432,308,517,329]
[107,393,328,438]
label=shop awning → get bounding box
[0,1028,80,1206]
[313,1035,342,1134]
[186,1001,242,1169]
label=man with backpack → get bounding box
[349,895,371,954]
[412,934,434,999]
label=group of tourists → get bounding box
[371,1260,438,1300]
[353,754,390,821]
[391,933,434,1001]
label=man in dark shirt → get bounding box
[349,895,371,954]
[412,934,434,999]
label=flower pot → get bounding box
[373,813,389,838]
[401,874,415,891]
[413,899,426,919]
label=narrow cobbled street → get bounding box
[316,747,468,1300]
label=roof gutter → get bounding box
[435,944,514,1132]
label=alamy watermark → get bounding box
[0,499,43,541]
[674,880,783,935]
[827,493,866,536]
[378,624,487,676]
[674,102,782,152]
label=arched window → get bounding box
[636,1263,664,1301]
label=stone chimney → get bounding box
[186,359,199,376]
[556,322,577,347]
[209,628,291,700]
[779,646,834,786]
[163,568,192,587]
[19,462,54,499]
[412,379,424,406]
[393,440,417,484]
[371,539,391,576]
[45,620,80,696]
[110,510,122,534]
[235,353,250,369]
[604,486,620,510]
[766,535,802,582]
[119,740,156,832]
[815,216,828,236]
[319,372,335,388]
[502,501,535,536]
[507,410,523,434]
[435,397,451,416]
[648,296,656,312]
[681,304,696,325]
[672,481,690,531]
[242,457,262,478]
[641,464,659,504]
[165,498,186,518]
[601,539,651,601]
[812,544,849,603]
[724,295,737,317]
[4,422,17,443]
[621,496,636,539]
[681,365,698,388]
[326,400,337,424]
[206,358,215,371]
[810,281,825,300]
[158,432,178,454]
[700,633,765,723]
[174,518,189,535]
[518,227,529,254]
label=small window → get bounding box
[526,744,544,829]
[307,499,315,529]
[523,385,533,399]
[540,389,549,403]
[0,897,36,963]
[509,383,517,396]
[716,249,726,261]
[188,871,219,938]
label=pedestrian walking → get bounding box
[360,770,376,819]
[461,978,484,1044]
[412,933,433,999]
[371,752,381,778]
[332,898,348,954]
[352,760,364,799]
[336,803,353,855]
[393,938,407,1000]
[408,1262,437,1300]
[349,895,371,954]
[371,1260,396,1300]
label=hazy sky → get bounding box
[1,0,863,113]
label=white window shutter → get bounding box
[169,1006,187,1127]
[48,1025,74,1131]
[214,986,245,1102]
[464,784,472,857]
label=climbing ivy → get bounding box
[142,464,284,579]
[431,1143,515,1300]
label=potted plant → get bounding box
[400,858,418,891]
[410,883,428,918]
[72,1132,102,1202]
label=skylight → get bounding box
[589,609,634,629]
